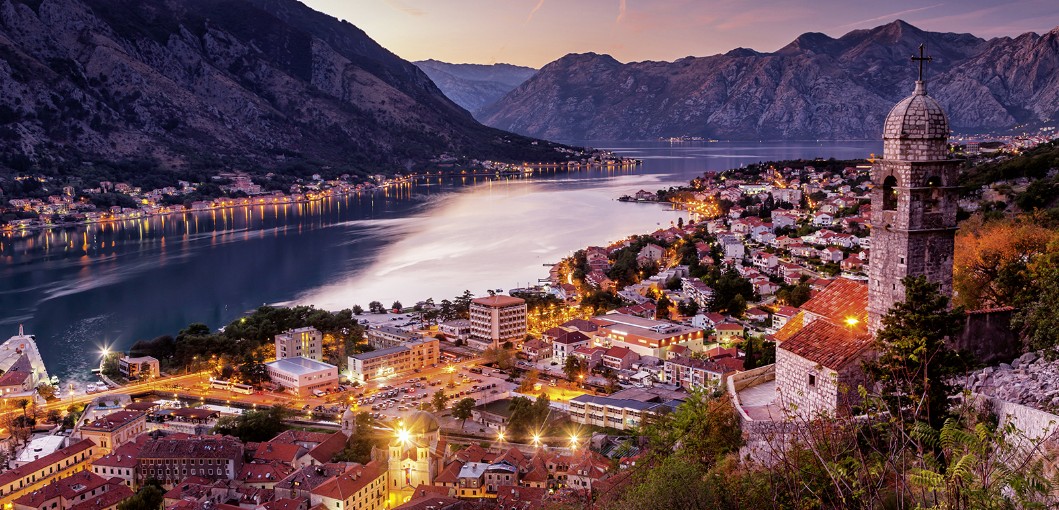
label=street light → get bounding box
[532,433,542,447]
[497,429,506,443]
[569,434,579,449]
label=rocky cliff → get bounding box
[0,0,572,177]
[414,59,536,118]
[481,21,1059,141]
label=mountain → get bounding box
[0,0,575,179]
[480,20,1059,141]
[414,60,536,118]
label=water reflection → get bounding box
[0,141,880,377]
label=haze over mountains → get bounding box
[0,0,572,177]
[413,60,536,119]
[478,20,1059,141]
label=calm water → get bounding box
[0,141,880,379]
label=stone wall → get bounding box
[953,309,1020,365]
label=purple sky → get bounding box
[301,0,1059,67]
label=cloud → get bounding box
[839,3,945,28]
[528,0,545,22]
[616,0,627,24]
[385,0,424,17]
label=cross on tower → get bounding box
[911,43,933,81]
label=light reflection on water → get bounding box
[0,141,880,378]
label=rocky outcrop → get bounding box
[414,60,536,118]
[966,352,1059,411]
[0,0,571,175]
[481,20,1059,141]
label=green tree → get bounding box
[213,404,291,442]
[563,355,584,381]
[867,276,967,429]
[351,304,364,315]
[655,294,673,319]
[1013,253,1059,353]
[483,346,514,371]
[36,383,57,400]
[369,301,385,314]
[432,389,449,412]
[391,301,403,311]
[452,397,476,430]
[117,484,164,510]
[518,369,540,393]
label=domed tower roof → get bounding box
[403,410,440,435]
[882,81,949,161]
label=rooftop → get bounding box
[471,295,526,308]
[799,278,868,328]
[266,356,336,375]
[780,319,873,370]
[82,410,144,431]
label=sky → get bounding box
[300,0,1059,68]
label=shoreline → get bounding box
[1,158,641,236]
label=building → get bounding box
[550,331,590,362]
[366,325,417,349]
[772,72,957,419]
[591,314,704,358]
[866,77,959,335]
[117,356,160,380]
[567,394,677,431]
[77,411,146,455]
[274,327,324,362]
[664,356,739,389]
[468,296,527,350]
[386,411,444,505]
[602,347,639,371]
[135,436,244,488]
[437,320,472,342]
[309,461,387,510]
[348,338,439,384]
[0,439,97,502]
[11,471,133,510]
[265,357,338,397]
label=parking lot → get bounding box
[351,362,517,424]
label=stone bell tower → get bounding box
[867,45,960,336]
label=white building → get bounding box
[348,338,439,383]
[265,357,338,397]
[118,355,160,380]
[274,327,324,362]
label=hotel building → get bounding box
[468,296,527,351]
[274,327,324,362]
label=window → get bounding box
[925,175,942,211]
[808,374,816,387]
[882,176,898,211]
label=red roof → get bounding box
[0,439,95,487]
[82,410,144,432]
[67,482,134,510]
[471,295,525,308]
[311,461,384,500]
[780,319,873,370]
[799,278,868,326]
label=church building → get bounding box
[773,52,959,419]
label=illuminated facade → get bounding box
[274,327,324,362]
[468,296,527,350]
[347,338,439,383]
[590,314,704,358]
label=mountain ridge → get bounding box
[413,59,536,119]
[0,0,576,180]
[480,20,1059,141]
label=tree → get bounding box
[655,294,673,319]
[213,404,290,442]
[953,216,1058,309]
[728,294,747,318]
[518,369,540,393]
[867,276,967,429]
[452,397,476,430]
[36,383,57,400]
[46,409,62,424]
[677,300,700,317]
[1014,262,1059,353]
[483,346,514,371]
[368,301,385,314]
[432,389,449,412]
[351,304,364,315]
[391,301,403,311]
[117,484,164,510]
[563,355,584,381]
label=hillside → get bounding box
[480,20,1059,141]
[414,59,536,118]
[0,0,576,182]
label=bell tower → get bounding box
[867,45,960,335]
